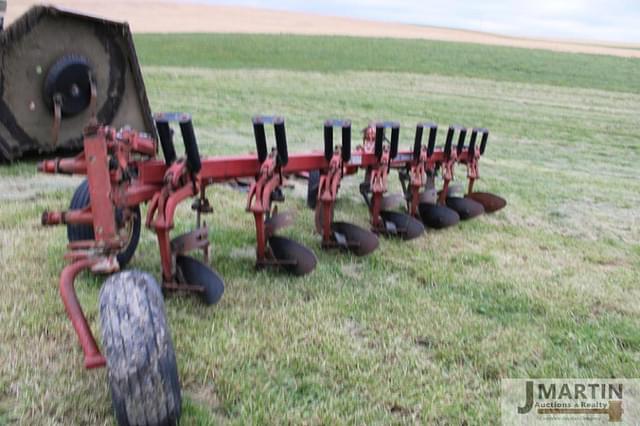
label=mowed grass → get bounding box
[1,34,640,424]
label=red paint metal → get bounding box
[59,258,106,369]
[83,128,118,242]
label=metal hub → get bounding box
[43,55,93,117]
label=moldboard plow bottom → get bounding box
[314,119,380,256]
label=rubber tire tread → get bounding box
[99,271,182,426]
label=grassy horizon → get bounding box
[1,34,639,424]
[135,33,640,94]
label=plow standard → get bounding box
[3,5,505,425]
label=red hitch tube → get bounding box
[37,157,87,175]
[41,209,94,226]
[59,258,106,369]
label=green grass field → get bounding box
[1,34,639,424]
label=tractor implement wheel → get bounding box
[176,255,225,305]
[379,210,425,240]
[445,197,485,220]
[99,271,182,426]
[67,179,141,268]
[331,221,379,256]
[465,192,507,213]
[418,203,460,229]
[268,236,317,275]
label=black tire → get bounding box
[306,170,320,209]
[99,271,182,426]
[67,179,141,268]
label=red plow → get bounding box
[38,113,505,423]
[0,5,508,424]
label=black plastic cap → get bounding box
[274,119,288,167]
[179,120,201,174]
[155,120,176,166]
[479,128,489,155]
[468,129,478,155]
[323,119,351,163]
[456,127,467,156]
[426,124,437,157]
[375,125,384,160]
[390,126,399,159]
[341,124,351,163]
[324,124,333,162]
[252,115,287,164]
[444,126,454,158]
[413,125,423,162]
[253,122,268,163]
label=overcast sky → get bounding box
[197,0,640,43]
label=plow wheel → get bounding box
[99,271,182,426]
[418,203,460,229]
[268,235,317,276]
[466,192,507,213]
[331,221,379,256]
[379,210,425,240]
[176,255,225,305]
[67,179,141,268]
